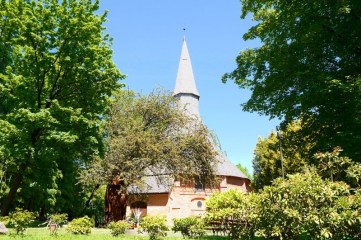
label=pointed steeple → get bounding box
[174,37,200,117]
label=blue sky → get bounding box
[98,0,279,173]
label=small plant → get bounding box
[139,215,168,240]
[131,207,142,228]
[0,216,10,226]
[46,213,68,235]
[172,216,206,238]
[9,208,34,235]
[49,213,68,226]
[66,216,93,234]
[108,220,130,236]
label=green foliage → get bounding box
[139,215,169,240]
[223,0,361,161]
[9,208,35,235]
[172,216,206,239]
[107,220,130,237]
[82,184,107,227]
[346,163,361,189]
[206,190,258,239]
[255,169,361,239]
[81,90,218,193]
[207,170,361,240]
[314,147,361,190]
[206,169,361,239]
[49,213,67,226]
[0,0,124,215]
[315,147,352,181]
[66,216,93,235]
[236,163,252,180]
[253,121,312,190]
[0,216,10,226]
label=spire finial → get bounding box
[183,28,186,40]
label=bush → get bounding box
[255,169,355,239]
[0,216,10,226]
[172,216,205,238]
[205,169,361,240]
[139,215,168,240]
[9,208,35,235]
[66,216,93,234]
[49,213,68,226]
[205,189,258,239]
[108,220,130,237]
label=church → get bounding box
[126,37,251,224]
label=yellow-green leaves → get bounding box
[206,169,361,239]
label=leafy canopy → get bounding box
[223,0,361,160]
[81,90,218,192]
[0,0,124,215]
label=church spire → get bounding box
[174,36,200,117]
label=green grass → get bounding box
[0,227,228,240]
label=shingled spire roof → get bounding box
[174,36,248,179]
[129,37,249,194]
[174,37,199,98]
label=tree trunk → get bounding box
[1,128,43,215]
[39,205,46,221]
[104,183,127,223]
[0,164,27,216]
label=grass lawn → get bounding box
[0,227,228,239]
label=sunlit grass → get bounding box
[0,227,227,239]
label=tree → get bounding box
[223,0,361,161]
[81,90,218,221]
[0,0,124,216]
[236,163,252,180]
[252,121,313,190]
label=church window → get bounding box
[194,177,205,192]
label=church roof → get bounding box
[173,37,199,98]
[216,153,249,179]
[129,155,249,194]
[128,175,172,194]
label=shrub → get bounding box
[205,169,361,240]
[66,216,93,234]
[9,208,35,235]
[139,215,168,240]
[49,213,68,226]
[172,216,205,238]
[108,220,130,237]
[205,189,258,239]
[255,169,354,239]
[0,216,10,226]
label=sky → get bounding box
[98,0,280,173]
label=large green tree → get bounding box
[0,0,123,216]
[223,0,361,161]
[81,90,218,221]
